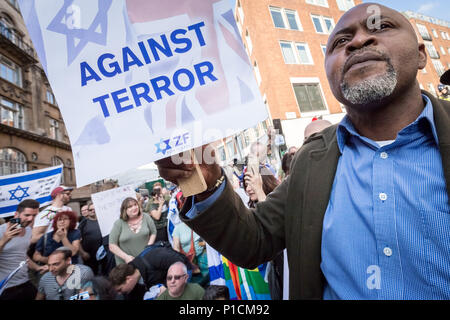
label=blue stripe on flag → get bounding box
[0,195,52,214]
[0,167,62,186]
[208,264,224,282]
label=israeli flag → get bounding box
[0,260,27,296]
[0,165,63,218]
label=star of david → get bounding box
[46,0,113,65]
[155,139,172,155]
[8,185,30,202]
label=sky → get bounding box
[362,0,450,22]
[228,0,450,23]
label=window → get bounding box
[226,140,236,160]
[432,28,438,38]
[253,61,262,85]
[51,156,65,184]
[245,29,252,54]
[280,41,314,65]
[336,0,355,11]
[0,97,23,129]
[49,118,61,141]
[280,42,297,64]
[0,55,22,87]
[292,83,327,113]
[422,67,427,74]
[321,44,327,55]
[269,7,302,31]
[440,46,446,55]
[296,43,313,64]
[424,41,439,59]
[270,7,285,28]
[0,148,27,175]
[311,15,334,34]
[441,31,447,40]
[306,0,329,8]
[416,24,432,41]
[46,90,55,104]
[237,0,244,23]
[432,59,445,76]
[217,146,226,162]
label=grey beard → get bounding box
[340,64,398,105]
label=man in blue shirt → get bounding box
[156,3,450,299]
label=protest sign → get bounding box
[18,0,268,187]
[0,165,62,218]
[91,185,136,237]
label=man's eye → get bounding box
[333,38,348,48]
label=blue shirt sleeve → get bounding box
[185,180,227,219]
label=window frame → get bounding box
[290,78,329,115]
[269,6,303,31]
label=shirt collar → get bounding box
[337,94,439,152]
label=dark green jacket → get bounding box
[181,91,450,299]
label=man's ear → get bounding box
[417,43,427,70]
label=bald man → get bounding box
[156,3,450,299]
[304,119,332,141]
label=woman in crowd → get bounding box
[244,166,282,300]
[33,210,81,264]
[172,221,208,283]
[243,166,280,208]
[109,197,157,265]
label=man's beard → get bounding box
[340,61,398,105]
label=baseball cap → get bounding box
[51,185,74,199]
[440,69,450,85]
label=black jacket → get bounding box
[130,241,192,288]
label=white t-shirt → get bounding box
[0,225,32,289]
[34,205,72,233]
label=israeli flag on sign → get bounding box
[0,165,63,218]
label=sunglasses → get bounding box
[166,274,186,281]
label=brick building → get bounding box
[0,0,116,212]
[232,0,450,148]
[0,0,75,183]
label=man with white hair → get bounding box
[157,261,204,300]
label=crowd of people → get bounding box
[1,131,327,300]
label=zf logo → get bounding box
[155,133,190,155]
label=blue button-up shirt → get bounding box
[321,95,450,299]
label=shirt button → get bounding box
[383,247,393,257]
[380,152,388,159]
[379,193,388,201]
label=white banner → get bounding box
[91,185,136,237]
[18,0,268,187]
[0,165,62,218]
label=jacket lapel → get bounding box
[423,91,450,202]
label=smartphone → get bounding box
[247,155,259,176]
[9,218,21,228]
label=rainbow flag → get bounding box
[206,244,271,300]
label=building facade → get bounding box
[232,0,450,149]
[0,0,76,185]
[406,11,450,95]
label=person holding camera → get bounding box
[148,183,170,242]
[0,199,47,300]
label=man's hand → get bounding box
[155,145,222,201]
[1,223,22,243]
[37,264,49,274]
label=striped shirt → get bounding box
[321,95,450,299]
[38,264,94,300]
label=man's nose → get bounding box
[346,30,377,53]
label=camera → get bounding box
[151,188,161,197]
[9,218,21,229]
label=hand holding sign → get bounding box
[155,144,221,200]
